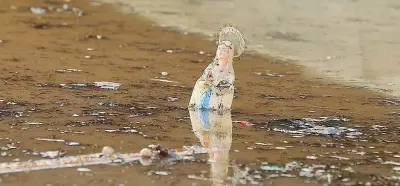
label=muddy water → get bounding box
[99,0,400,97]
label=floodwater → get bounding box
[99,0,400,97]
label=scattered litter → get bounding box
[330,155,350,160]
[255,142,272,146]
[26,122,43,125]
[306,156,318,160]
[394,167,400,171]
[199,51,205,55]
[383,161,400,166]
[87,48,94,51]
[254,72,284,77]
[0,145,207,174]
[166,50,173,53]
[30,7,46,14]
[40,151,65,158]
[161,72,169,76]
[260,164,285,171]
[104,127,138,133]
[233,121,255,126]
[154,171,170,176]
[36,138,65,142]
[84,56,91,59]
[150,78,179,84]
[60,82,121,90]
[343,167,355,172]
[275,147,286,150]
[77,168,91,172]
[55,69,82,73]
[65,142,80,146]
[268,117,359,137]
[167,97,179,102]
[96,35,103,39]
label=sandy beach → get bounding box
[0,0,399,185]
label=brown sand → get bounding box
[0,0,399,185]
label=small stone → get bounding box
[102,146,115,156]
[96,35,103,39]
[140,148,152,157]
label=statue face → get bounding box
[216,41,234,61]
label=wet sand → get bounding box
[0,0,399,185]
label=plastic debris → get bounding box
[40,151,65,158]
[60,82,121,90]
[77,167,91,172]
[65,142,80,146]
[161,72,169,76]
[233,121,255,126]
[306,156,318,160]
[0,145,207,174]
[254,72,284,77]
[105,128,138,133]
[267,117,360,137]
[30,7,46,14]
[154,171,170,176]
[167,97,179,102]
[26,122,43,125]
[260,164,284,171]
[55,69,82,73]
[150,78,179,83]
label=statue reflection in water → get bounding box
[189,109,234,186]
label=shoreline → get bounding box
[0,0,399,185]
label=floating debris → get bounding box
[306,156,318,160]
[233,121,255,127]
[0,145,207,174]
[77,168,91,172]
[150,78,179,84]
[161,72,169,76]
[40,151,65,158]
[254,72,284,77]
[65,142,80,146]
[26,122,44,125]
[94,82,121,90]
[260,165,285,171]
[30,7,46,14]
[167,97,179,102]
[104,127,138,134]
[36,138,65,142]
[55,69,82,73]
[60,82,121,90]
[267,116,360,137]
[154,171,170,176]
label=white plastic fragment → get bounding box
[77,168,91,172]
[30,7,46,14]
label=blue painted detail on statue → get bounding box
[198,88,212,109]
[198,109,210,130]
